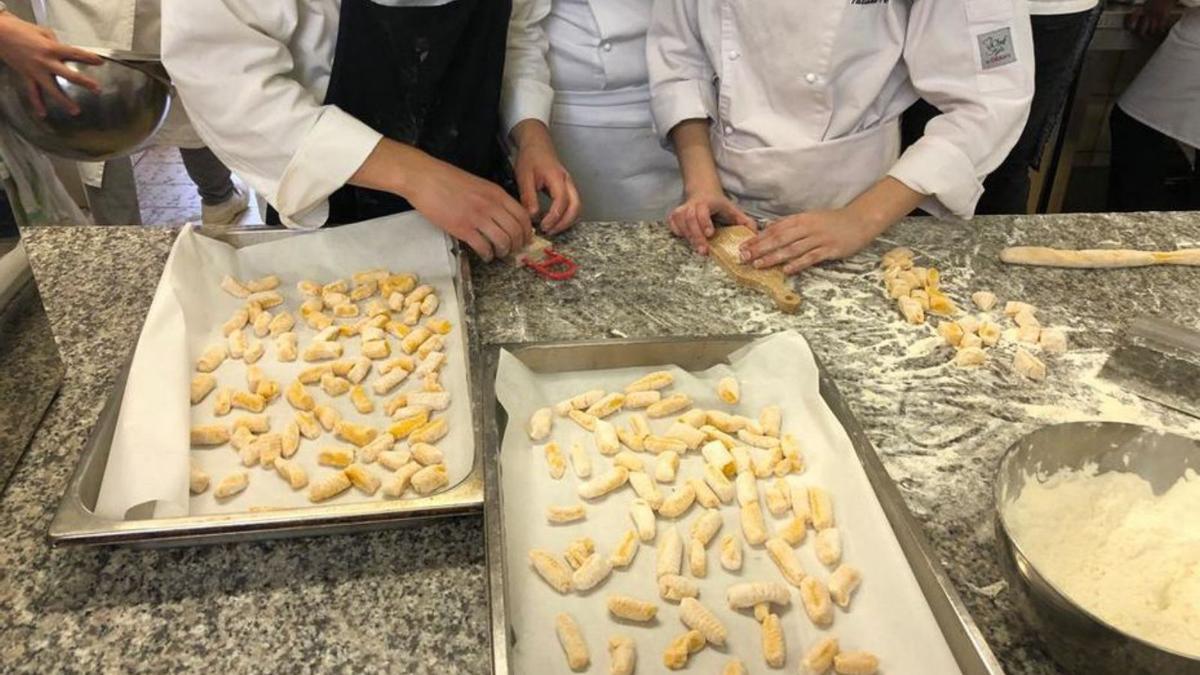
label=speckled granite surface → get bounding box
[5,226,488,675]
[0,273,64,491]
[5,214,1200,674]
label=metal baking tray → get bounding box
[48,224,484,548]
[482,336,1004,675]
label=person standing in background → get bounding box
[0,2,94,226]
[1109,0,1200,211]
[37,0,250,225]
[902,0,1102,215]
[648,0,1033,272]
[503,0,681,223]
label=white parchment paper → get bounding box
[495,331,962,674]
[95,213,474,520]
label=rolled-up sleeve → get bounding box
[889,0,1034,219]
[162,0,382,228]
[500,0,554,135]
[646,0,717,143]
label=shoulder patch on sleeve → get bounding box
[978,27,1017,70]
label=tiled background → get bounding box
[132,146,262,226]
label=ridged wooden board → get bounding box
[708,226,802,314]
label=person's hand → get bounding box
[739,207,885,275]
[405,152,533,261]
[511,119,580,236]
[739,176,921,274]
[667,188,756,255]
[1127,0,1176,38]
[0,12,102,117]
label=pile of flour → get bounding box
[1005,464,1200,657]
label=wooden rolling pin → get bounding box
[1000,246,1200,269]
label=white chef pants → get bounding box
[548,121,682,223]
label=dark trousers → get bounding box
[901,6,1102,215]
[179,147,235,206]
[1108,104,1199,212]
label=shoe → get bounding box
[201,177,250,225]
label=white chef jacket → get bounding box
[503,0,656,129]
[648,0,1035,220]
[1027,0,1098,16]
[503,0,683,220]
[162,0,518,229]
[36,0,148,52]
[1119,5,1200,150]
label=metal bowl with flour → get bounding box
[0,49,170,161]
[994,421,1200,675]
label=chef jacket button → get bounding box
[805,72,818,84]
[602,41,613,52]
[729,50,741,60]
[723,124,733,135]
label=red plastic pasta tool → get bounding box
[515,235,577,281]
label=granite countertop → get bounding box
[5,214,1200,673]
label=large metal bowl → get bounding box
[0,49,170,161]
[994,421,1200,674]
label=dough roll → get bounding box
[1000,246,1200,269]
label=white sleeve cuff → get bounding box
[502,79,553,135]
[888,135,984,219]
[650,79,716,145]
[275,106,383,229]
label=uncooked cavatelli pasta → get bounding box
[606,595,658,622]
[679,597,727,646]
[656,527,683,578]
[530,549,573,594]
[546,503,587,524]
[630,499,656,542]
[657,574,698,602]
[555,613,590,672]
[607,635,636,675]
[608,530,639,568]
[571,554,613,592]
[761,612,786,668]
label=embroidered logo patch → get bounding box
[978,27,1016,70]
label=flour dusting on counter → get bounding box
[465,214,1200,674]
[1016,350,1200,438]
[1006,465,1200,657]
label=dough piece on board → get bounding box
[708,226,803,314]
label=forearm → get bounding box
[846,177,925,236]
[670,119,723,195]
[348,138,429,199]
[509,118,554,155]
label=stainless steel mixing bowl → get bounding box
[0,49,170,161]
[994,421,1200,675]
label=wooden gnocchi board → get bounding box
[709,226,803,314]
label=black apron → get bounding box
[268,0,514,225]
